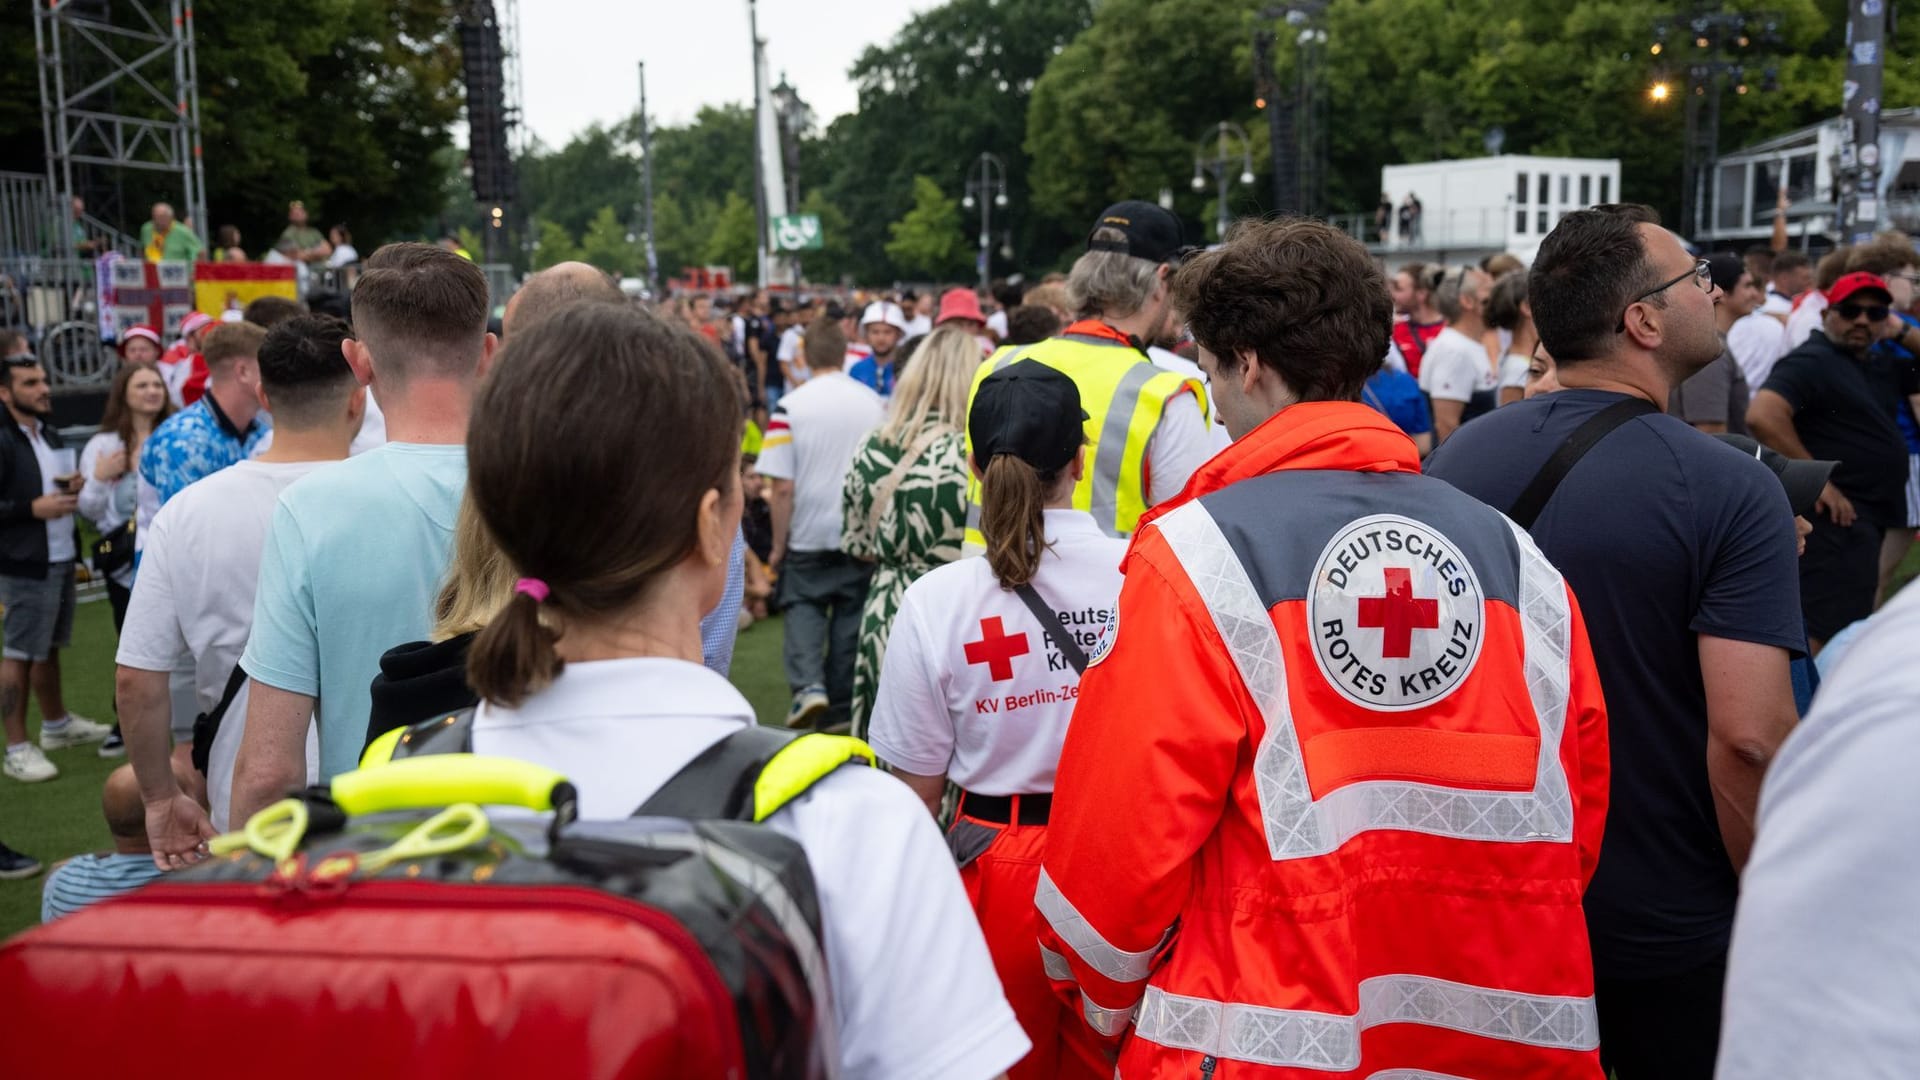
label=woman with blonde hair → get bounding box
[839,324,980,736]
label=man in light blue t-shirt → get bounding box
[232,244,495,818]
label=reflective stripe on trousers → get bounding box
[1133,975,1600,1070]
[1151,501,1577,860]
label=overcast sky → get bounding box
[519,0,933,148]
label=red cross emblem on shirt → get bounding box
[1356,567,1440,659]
[963,616,1030,682]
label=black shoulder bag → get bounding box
[1506,397,1658,530]
[1011,583,1089,674]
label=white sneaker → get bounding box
[40,713,113,750]
[4,744,58,783]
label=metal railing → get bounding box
[0,172,134,260]
[0,256,115,389]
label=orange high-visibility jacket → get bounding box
[1037,402,1609,1078]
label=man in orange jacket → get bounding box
[1036,218,1610,1078]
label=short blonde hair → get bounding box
[1066,229,1161,319]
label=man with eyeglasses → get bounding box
[1427,204,1803,1079]
[1748,271,1913,650]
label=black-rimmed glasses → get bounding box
[1615,258,1712,333]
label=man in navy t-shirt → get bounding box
[1426,205,1804,1080]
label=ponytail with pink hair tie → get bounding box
[514,577,550,604]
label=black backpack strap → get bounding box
[1013,583,1088,674]
[637,727,877,822]
[637,726,801,821]
[190,664,252,776]
[1506,397,1657,529]
[377,708,478,762]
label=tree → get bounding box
[819,0,1096,281]
[531,219,581,270]
[0,1,463,251]
[797,189,855,283]
[579,205,641,276]
[704,192,760,278]
[886,176,971,279]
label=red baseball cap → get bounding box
[1826,271,1893,308]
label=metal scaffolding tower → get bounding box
[33,0,207,259]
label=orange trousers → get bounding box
[955,814,1108,1080]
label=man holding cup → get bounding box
[0,355,111,782]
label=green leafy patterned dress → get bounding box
[840,421,969,737]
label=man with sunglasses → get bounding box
[1748,271,1912,651]
[1427,204,1804,1079]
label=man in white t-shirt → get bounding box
[117,315,363,859]
[1761,251,1811,323]
[758,317,884,731]
[1785,251,1845,349]
[777,298,817,390]
[1418,265,1498,444]
[902,289,935,338]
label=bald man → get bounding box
[41,763,192,919]
[502,261,626,338]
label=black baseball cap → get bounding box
[1087,200,1188,265]
[969,361,1087,472]
[1714,434,1836,518]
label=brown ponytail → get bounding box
[465,302,742,706]
[468,589,564,707]
[981,453,1061,589]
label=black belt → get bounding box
[958,790,1051,825]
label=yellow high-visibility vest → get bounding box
[963,331,1202,548]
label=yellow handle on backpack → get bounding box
[332,756,574,818]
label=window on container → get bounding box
[1559,175,1570,203]
[1749,161,1779,228]
[1580,175,1592,205]
[1538,173,1550,204]
[1538,209,1549,232]
[1718,162,1747,231]
[1517,172,1529,203]
[1600,175,1612,203]
[1516,209,1528,234]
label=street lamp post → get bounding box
[637,61,659,294]
[1192,122,1256,241]
[962,152,1009,291]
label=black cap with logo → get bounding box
[1086,200,1189,265]
[969,361,1088,473]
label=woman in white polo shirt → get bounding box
[869,361,1124,1080]
[460,303,1028,1080]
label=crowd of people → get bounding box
[0,189,1917,1078]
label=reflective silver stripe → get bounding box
[1366,1072,1478,1080]
[1088,362,1159,537]
[1039,944,1073,981]
[1035,866,1164,984]
[1083,992,1138,1036]
[1152,502,1576,860]
[1134,976,1598,1070]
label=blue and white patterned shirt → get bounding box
[135,394,271,547]
[699,528,746,676]
[41,851,164,922]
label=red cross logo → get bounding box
[963,616,1030,682]
[1356,567,1440,659]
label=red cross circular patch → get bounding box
[1306,513,1485,711]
